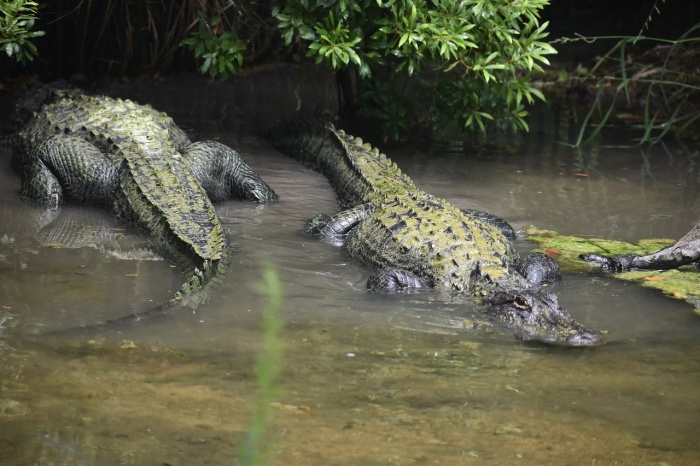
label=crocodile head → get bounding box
[484,289,604,347]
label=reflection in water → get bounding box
[0,78,699,464]
[0,204,184,335]
[399,117,700,243]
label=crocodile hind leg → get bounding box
[518,252,561,285]
[460,209,516,239]
[580,220,700,271]
[306,203,375,244]
[367,268,424,292]
[21,135,117,208]
[182,140,278,203]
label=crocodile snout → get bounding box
[567,330,605,347]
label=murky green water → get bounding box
[1,74,699,465]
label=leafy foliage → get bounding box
[17,0,274,79]
[558,25,700,148]
[274,0,556,137]
[0,0,44,63]
[180,15,247,79]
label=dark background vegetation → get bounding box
[2,0,697,81]
[1,0,698,143]
[547,0,697,61]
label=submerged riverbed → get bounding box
[1,73,699,465]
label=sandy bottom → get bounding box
[1,321,698,466]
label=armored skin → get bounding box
[12,90,278,322]
[581,220,700,271]
[268,121,602,346]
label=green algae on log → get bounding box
[524,226,700,312]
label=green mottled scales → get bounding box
[13,91,277,323]
[268,121,602,346]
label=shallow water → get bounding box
[1,75,699,465]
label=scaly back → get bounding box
[17,93,224,262]
[268,121,416,208]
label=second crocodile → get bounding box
[12,88,278,325]
[268,121,603,346]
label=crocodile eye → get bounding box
[513,296,530,309]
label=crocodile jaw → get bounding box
[484,288,605,347]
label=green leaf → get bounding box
[271,0,556,137]
[443,61,460,72]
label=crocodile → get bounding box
[580,219,700,271]
[268,120,603,346]
[11,88,278,324]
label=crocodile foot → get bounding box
[579,252,639,271]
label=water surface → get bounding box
[1,77,699,465]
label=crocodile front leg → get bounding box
[580,220,700,271]
[461,209,516,239]
[367,268,424,292]
[21,135,118,208]
[183,140,278,203]
[518,252,561,285]
[306,203,375,244]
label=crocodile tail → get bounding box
[39,185,231,337]
[166,245,230,311]
[263,119,331,167]
[38,245,230,338]
[265,120,372,207]
[124,244,231,326]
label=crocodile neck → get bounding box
[469,263,533,298]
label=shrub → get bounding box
[274,0,556,137]
[0,0,44,64]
